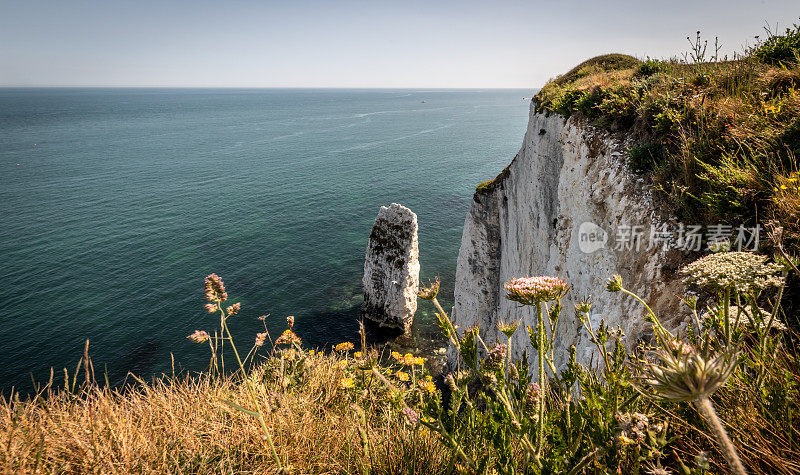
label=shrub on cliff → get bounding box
[533,27,800,252]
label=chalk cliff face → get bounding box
[363,203,420,332]
[450,103,688,370]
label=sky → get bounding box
[1,0,798,88]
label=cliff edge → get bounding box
[450,102,689,370]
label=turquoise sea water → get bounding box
[0,88,531,394]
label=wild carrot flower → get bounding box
[203,273,228,302]
[286,315,295,329]
[417,278,440,300]
[575,297,592,314]
[498,319,520,338]
[504,276,569,305]
[680,251,784,293]
[255,332,267,347]
[606,274,623,292]
[334,342,354,352]
[187,330,210,343]
[339,378,355,389]
[640,342,737,402]
[275,329,301,346]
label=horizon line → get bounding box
[0,85,540,90]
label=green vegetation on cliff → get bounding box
[534,26,800,251]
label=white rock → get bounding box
[449,104,689,372]
[363,203,420,332]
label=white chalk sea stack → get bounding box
[363,203,420,332]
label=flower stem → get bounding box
[693,396,747,475]
[536,300,545,456]
[220,309,283,471]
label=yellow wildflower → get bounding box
[354,351,363,359]
[413,356,425,366]
[395,371,410,382]
[339,378,355,389]
[334,342,354,352]
[275,329,301,346]
[336,360,348,369]
[418,380,437,395]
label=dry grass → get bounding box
[0,350,452,474]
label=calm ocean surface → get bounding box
[0,88,531,394]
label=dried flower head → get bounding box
[616,412,650,443]
[417,278,440,300]
[286,315,295,329]
[680,251,784,293]
[523,383,541,414]
[401,407,420,425]
[483,343,507,371]
[203,273,227,303]
[204,303,217,313]
[275,329,301,346]
[334,342,354,352]
[498,319,520,338]
[444,373,458,392]
[505,276,569,305]
[257,314,269,322]
[255,332,268,347]
[226,302,241,317]
[639,341,738,402]
[187,330,210,343]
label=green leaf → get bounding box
[221,399,260,418]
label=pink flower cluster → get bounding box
[504,276,569,305]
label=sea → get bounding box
[0,88,531,394]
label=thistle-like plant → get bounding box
[639,340,745,475]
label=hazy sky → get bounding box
[1,0,797,88]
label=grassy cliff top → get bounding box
[533,27,800,251]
